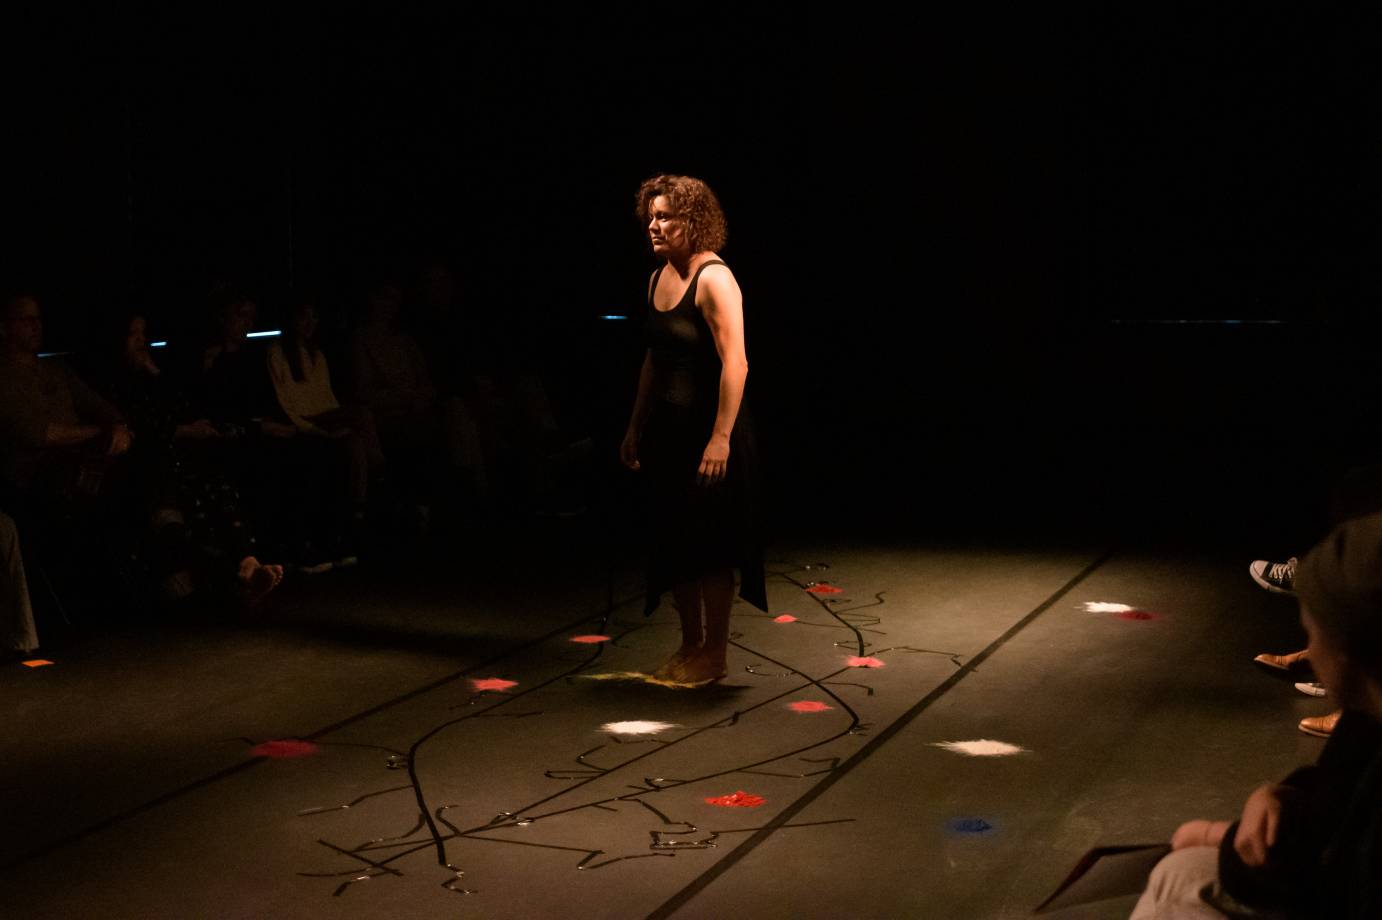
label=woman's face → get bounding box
[124,315,149,366]
[648,195,689,258]
[223,300,255,342]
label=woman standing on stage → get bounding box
[620,174,767,687]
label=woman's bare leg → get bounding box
[652,580,703,680]
[681,569,733,683]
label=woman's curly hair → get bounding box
[635,174,728,254]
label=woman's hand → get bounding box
[620,429,641,471]
[1234,784,1291,867]
[105,424,134,457]
[1171,819,1230,851]
[176,419,221,440]
[698,434,730,486]
[136,352,161,377]
[261,419,298,439]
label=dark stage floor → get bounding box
[3,512,1326,919]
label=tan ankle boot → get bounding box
[1298,710,1341,738]
[1253,648,1309,671]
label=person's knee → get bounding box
[1133,846,1222,919]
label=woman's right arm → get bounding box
[43,422,103,447]
[621,350,655,470]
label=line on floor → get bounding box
[0,592,645,873]
[645,550,1116,920]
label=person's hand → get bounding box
[260,420,298,439]
[698,434,730,486]
[1171,819,1228,850]
[1234,783,1291,867]
[136,352,161,377]
[619,428,641,471]
[106,424,133,457]
[178,419,221,440]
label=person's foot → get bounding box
[1294,681,1328,698]
[1298,709,1341,738]
[1249,557,1298,596]
[160,568,197,602]
[675,650,728,687]
[650,647,698,683]
[1253,648,1309,671]
[238,556,284,604]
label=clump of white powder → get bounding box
[600,721,678,735]
[1081,602,1134,613]
[932,740,1028,757]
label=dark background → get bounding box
[6,6,1381,549]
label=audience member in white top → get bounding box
[269,299,382,508]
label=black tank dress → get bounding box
[641,259,767,616]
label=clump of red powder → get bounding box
[251,739,320,759]
[705,791,766,807]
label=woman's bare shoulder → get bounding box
[697,256,739,295]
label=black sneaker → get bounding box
[1249,557,1298,595]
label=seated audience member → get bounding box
[101,311,281,604]
[2,511,38,656]
[0,292,130,503]
[267,297,383,514]
[192,293,292,439]
[186,294,291,521]
[352,282,481,524]
[183,292,348,570]
[352,283,435,423]
[1131,511,1382,919]
[476,352,592,516]
[407,265,584,513]
[410,260,470,401]
[407,264,495,507]
[0,292,131,614]
[97,311,216,496]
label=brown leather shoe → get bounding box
[1298,710,1342,738]
[1254,649,1310,671]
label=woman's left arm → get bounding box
[699,264,748,485]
